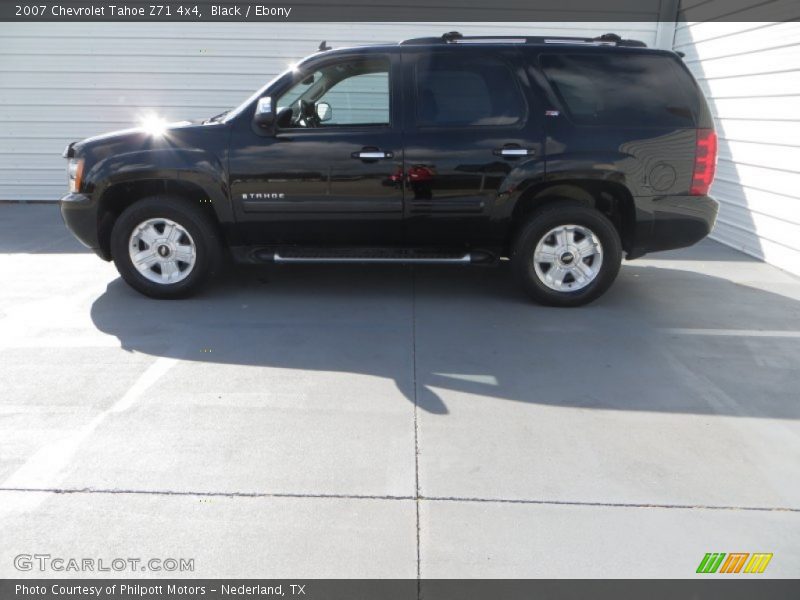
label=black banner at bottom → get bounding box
[1,580,799,600]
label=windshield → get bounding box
[220,68,296,123]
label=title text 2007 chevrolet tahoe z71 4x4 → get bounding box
[60,32,719,307]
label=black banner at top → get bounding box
[1,0,799,22]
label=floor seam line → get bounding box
[411,266,422,589]
[2,487,798,513]
[421,495,800,512]
[0,487,415,501]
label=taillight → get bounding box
[690,128,717,196]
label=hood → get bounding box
[63,120,218,159]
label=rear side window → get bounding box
[415,54,525,127]
[540,53,697,127]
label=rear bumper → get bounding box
[629,194,719,258]
[60,192,110,260]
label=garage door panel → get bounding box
[716,118,800,146]
[710,96,800,121]
[714,162,799,200]
[675,22,800,61]
[3,123,152,139]
[678,9,800,276]
[3,22,417,39]
[674,22,766,48]
[718,140,800,173]
[712,221,799,268]
[3,36,315,59]
[0,153,76,171]
[0,167,65,180]
[2,71,267,92]
[0,137,77,155]
[716,201,800,248]
[683,45,800,79]
[2,55,293,76]
[0,87,245,108]
[711,180,800,224]
[0,105,214,124]
[678,0,800,25]
[697,70,800,98]
[673,22,774,47]
[1,184,65,200]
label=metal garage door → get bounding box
[674,15,800,276]
[0,21,666,202]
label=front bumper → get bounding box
[59,192,111,260]
[629,194,719,258]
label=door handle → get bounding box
[352,149,393,160]
[493,147,535,157]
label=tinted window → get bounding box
[277,57,390,128]
[540,53,696,127]
[416,55,525,127]
[318,71,389,125]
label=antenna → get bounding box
[318,40,331,52]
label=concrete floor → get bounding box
[1,203,799,578]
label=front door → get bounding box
[400,46,544,246]
[228,52,404,245]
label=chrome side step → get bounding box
[273,252,472,264]
[248,246,498,265]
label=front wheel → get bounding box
[512,202,622,307]
[110,195,223,299]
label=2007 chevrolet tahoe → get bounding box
[60,32,718,306]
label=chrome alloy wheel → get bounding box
[532,224,604,292]
[128,218,196,284]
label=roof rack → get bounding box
[399,31,647,48]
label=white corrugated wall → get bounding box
[674,15,800,276]
[0,21,666,202]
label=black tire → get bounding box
[511,201,622,307]
[110,195,223,299]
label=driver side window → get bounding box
[276,57,390,128]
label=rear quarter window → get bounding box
[540,53,697,128]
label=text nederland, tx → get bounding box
[14,583,307,596]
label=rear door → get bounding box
[400,45,544,245]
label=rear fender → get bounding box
[500,154,631,221]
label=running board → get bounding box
[252,247,496,265]
[274,251,472,264]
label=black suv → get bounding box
[60,32,718,306]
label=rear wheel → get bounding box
[110,195,222,299]
[512,202,622,307]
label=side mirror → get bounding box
[316,102,332,122]
[253,96,274,127]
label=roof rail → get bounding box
[399,31,647,48]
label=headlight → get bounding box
[67,158,84,193]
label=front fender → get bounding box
[86,147,233,224]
